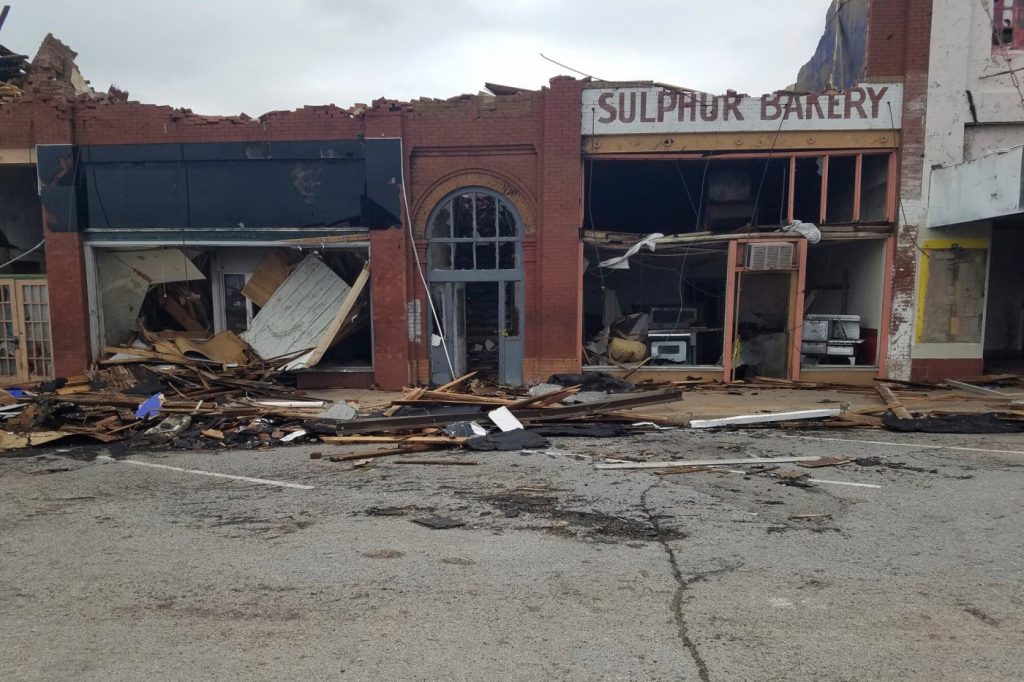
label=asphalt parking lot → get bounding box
[2,428,1023,681]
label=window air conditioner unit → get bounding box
[744,242,795,270]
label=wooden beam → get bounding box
[582,130,900,155]
[596,455,825,470]
[327,444,437,462]
[875,383,912,419]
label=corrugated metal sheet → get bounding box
[242,254,351,361]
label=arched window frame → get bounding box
[426,188,522,272]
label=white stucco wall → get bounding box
[892,0,1024,373]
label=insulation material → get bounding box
[599,233,664,269]
[241,254,352,362]
[172,331,249,365]
[97,249,205,347]
[241,250,293,307]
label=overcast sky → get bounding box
[3,0,831,116]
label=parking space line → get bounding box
[96,455,314,490]
[775,434,1024,456]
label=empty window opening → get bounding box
[0,166,45,275]
[803,239,887,367]
[95,245,372,369]
[825,156,857,224]
[860,154,890,222]
[583,248,727,368]
[584,159,790,235]
[993,1,1024,49]
[428,191,520,271]
[793,157,823,224]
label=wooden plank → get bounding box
[384,387,425,417]
[434,372,477,393]
[162,296,206,332]
[303,263,371,368]
[392,459,479,465]
[327,444,437,462]
[689,409,842,429]
[241,250,292,307]
[875,383,912,419]
[596,455,824,470]
[319,435,466,445]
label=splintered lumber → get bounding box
[392,459,480,465]
[319,435,466,445]
[596,455,824,470]
[321,388,685,435]
[392,390,514,407]
[875,384,912,419]
[434,372,477,393]
[327,444,438,462]
[506,385,581,410]
[241,250,293,307]
[384,387,425,417]
[689,408,842,429]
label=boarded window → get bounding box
[921,248,988,343]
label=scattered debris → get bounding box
[596,456,824,470]
[690,409,844,429]
[798,456,852,468]
[411,516,465,530]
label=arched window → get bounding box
[427,189,520,271]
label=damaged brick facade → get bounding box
[0,32,583,386]
[2,2,950,386]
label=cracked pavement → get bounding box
[1,428,1023,680]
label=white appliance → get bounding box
[650,333,693,364]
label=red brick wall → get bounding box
[369,226,411,390]
[910,358,984,383]
[4,78,585,386]
[866,0,933,380]
[42,229,91,377]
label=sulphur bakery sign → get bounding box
[581,83,903,134]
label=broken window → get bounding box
[825,156,857,224]
[993,1,1023,49]
[94,245,373,370]
[427,190,520,271]
[860,154,890,222]
[582,247,728,368]
[792,157,823,224]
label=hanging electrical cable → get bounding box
[399,168,456,378]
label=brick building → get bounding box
[0,2,949,389]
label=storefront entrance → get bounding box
[426,189,524,385]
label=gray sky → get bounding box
[3,0,831,116]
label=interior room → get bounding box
[802,238,887,367]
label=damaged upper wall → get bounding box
[795,0,870,93]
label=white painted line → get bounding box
[806,478,882,489]
[776,434,1024,456]
[96,455,314,490]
